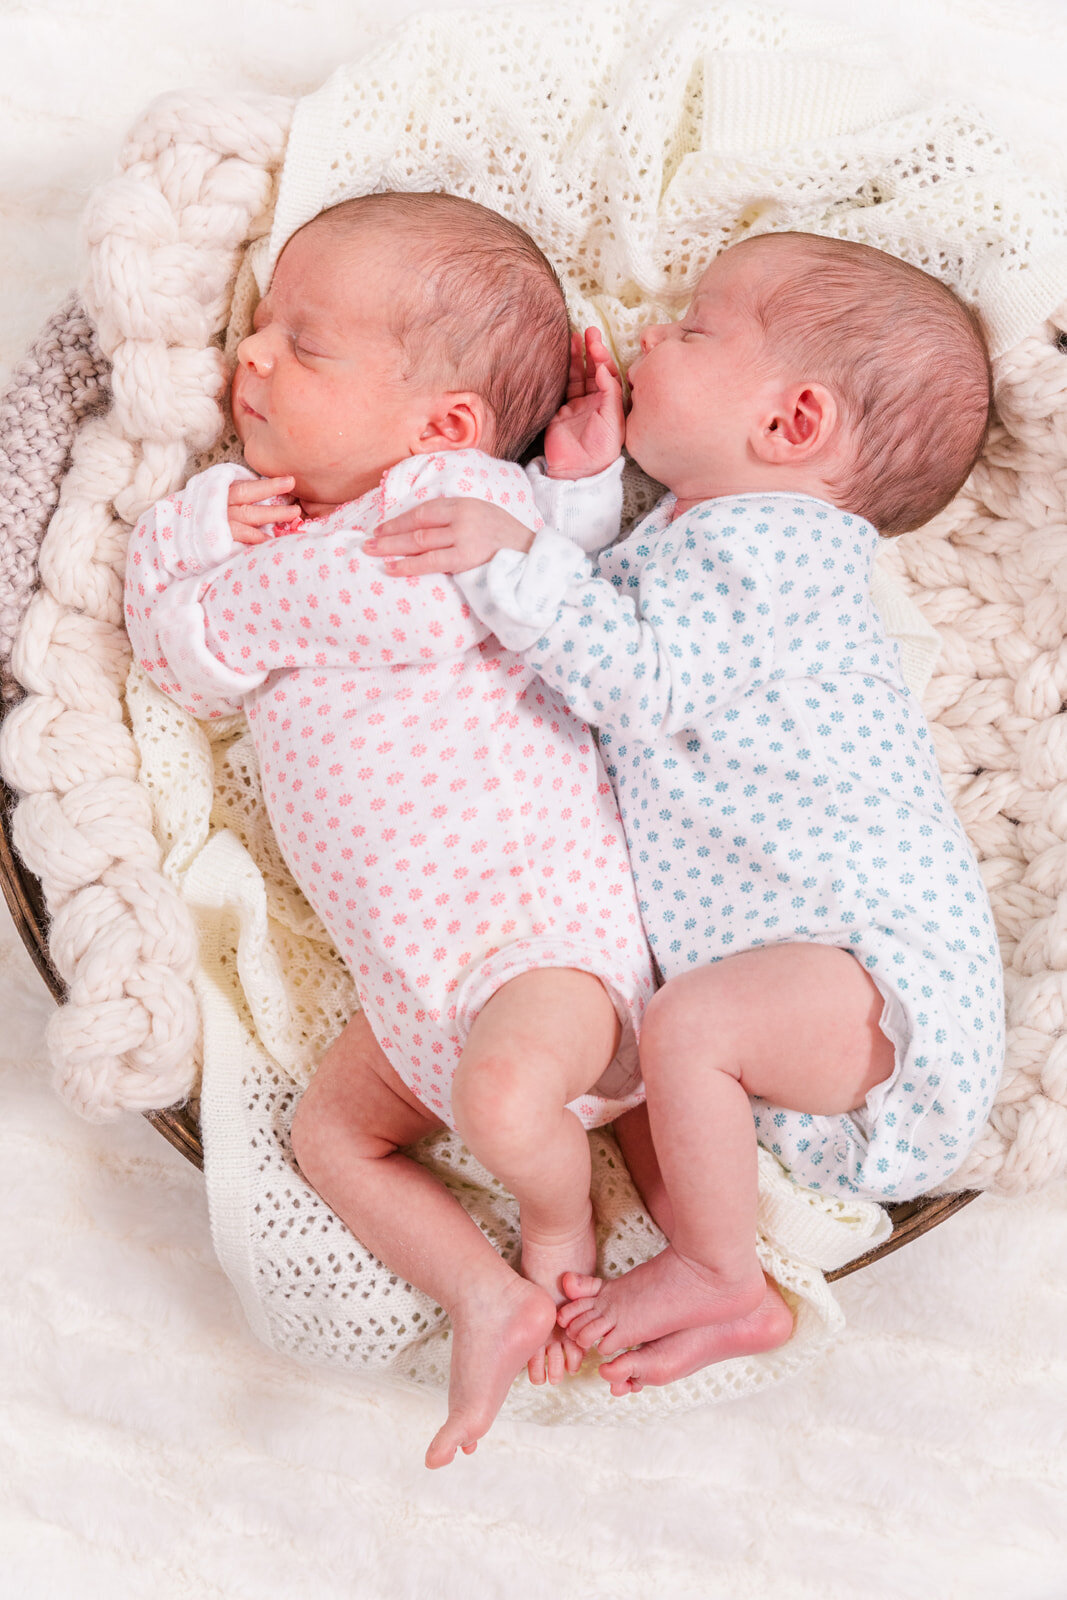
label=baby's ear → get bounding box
[754,384,837,461]
[417,394,489,453]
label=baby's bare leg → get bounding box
[614,1103,673,1236]
[559,945,894,1370]
[453,967,622,1382]
[290,1012,555,1467]
[606,1104,792,1390]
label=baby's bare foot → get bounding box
[596,1279,794,1395]
[557,1246,766,1358]
[521,1208,597,1385]
[425,1277,557,1469]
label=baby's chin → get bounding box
[236,434,389,508]
[621,423,659,483]
[238,435,297,484]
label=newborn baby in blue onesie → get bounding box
[367,230,1006,1395]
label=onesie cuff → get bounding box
[178,463,261,571]
[525,457,624,555]
[153,583,269,706]
[455,527,590,652]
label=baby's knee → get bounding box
[639,975,736,1075]
[290,1060,375,1182]
[289,1079,333,1183]
[452,1052,536,1156]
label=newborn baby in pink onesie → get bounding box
[124,192,654,1467]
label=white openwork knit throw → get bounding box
[4,0,1067,1413]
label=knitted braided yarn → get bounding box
[880,368,1067,1194]
[0,296,109,708]
[0,91,292,1118]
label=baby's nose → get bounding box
[639,321,670,354]
[237,330,273,375]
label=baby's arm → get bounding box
[125,462,273,718]
[126,456,552,720]
[364,457,623,576]
[463,520,777,739]
[368,498,776,738]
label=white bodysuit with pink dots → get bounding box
[125,450,654,1128]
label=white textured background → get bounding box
[2,2,1066,1596]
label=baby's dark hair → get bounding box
[300,192,572,461]
[735,232,993,534]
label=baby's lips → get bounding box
[234,383,268,423]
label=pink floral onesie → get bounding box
[125,450,654,1128]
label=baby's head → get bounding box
[232,192,571,510]
[627,232,992,533]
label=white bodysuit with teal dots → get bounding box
[458,486,1005,1201]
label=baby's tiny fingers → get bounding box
[372,499,465,536]
[367,526,453,557]
[232,501,297,526]
[563,1335,585,1375]
[228,475,295,504]
[586,326,620,378]
[595,361,623,393]
[367,503,465,554]
[566,330,588,399]
[380,551,460,577]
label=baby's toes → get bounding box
[527,1345,548,1386]
[569,1310,617,1351]
[426,1422,477,1469]
[600,1354,644,1397]
[561,1270,602,1301]
[556,1295,599,1331]
[563,1334,585,1375]
[544,1336,569,1385]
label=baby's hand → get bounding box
[365,498,537,575]
[228,476,299,544]
[543,327,625,480]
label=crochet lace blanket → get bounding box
[4,0,1067,1412]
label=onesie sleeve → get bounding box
[124,450,546,722]
[522,457,624,555]
[452,457,623,642]
[124,462,273,719]
[454,502,779,739]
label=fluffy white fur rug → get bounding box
[2,2,1067,1596]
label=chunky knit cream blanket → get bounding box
[4,0,1067,1414]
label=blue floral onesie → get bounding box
[456,482,1005,1200]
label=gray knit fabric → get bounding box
[0,296,110,706]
